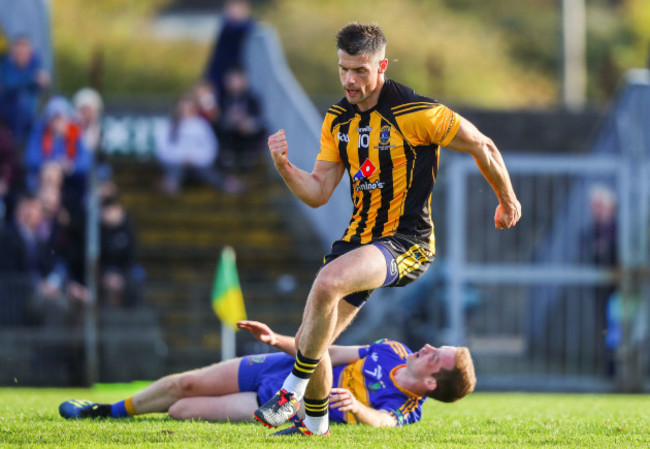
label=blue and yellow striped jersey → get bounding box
[317,79,460,252]
[331,338,426,426]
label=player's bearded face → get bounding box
[338,50,386,111]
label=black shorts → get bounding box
[322,234,435,308]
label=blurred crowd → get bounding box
[0,0,267,328]
[0,0,267,383]
[0,33,142,331]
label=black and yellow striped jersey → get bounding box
[317,79,460,252]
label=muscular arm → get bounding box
[268,129,345,208]
[446,116,522,229]
[237,321,364,365]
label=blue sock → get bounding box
[111,400,130,418]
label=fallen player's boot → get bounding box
[253,389,300,428]
[59,400,112,419]
[271,420,330,437]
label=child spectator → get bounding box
[216,66,266,173]
[99,195,142,308]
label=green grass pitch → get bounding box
[0,387,648,448]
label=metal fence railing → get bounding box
[445,154,649,392]
[0,274,166,386]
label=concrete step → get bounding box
[109,158,321,374]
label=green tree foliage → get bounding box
[258,0,557,109]
[51,0,210,98]
[257,0,650,108]
[50,0,650,108]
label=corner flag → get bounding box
[211,246,247,330]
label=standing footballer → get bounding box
[255,22,521,436]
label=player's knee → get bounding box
[157,375,183,399]
[161,373,198,400]
[168,400,192,420]
[313,269,343,298]
[176,373,199,397]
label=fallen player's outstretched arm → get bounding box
[237,320,365,365]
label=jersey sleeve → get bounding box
[357,346,370,359]
[316,112,342,162]
[397,103,460,148]
[378,396,424,426]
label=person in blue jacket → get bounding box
[0,35,50,145]
[24,96,91,204]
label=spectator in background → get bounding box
[0,116,22,225]
[581,184,618,376]
[193,81,220,129]
[204,0,255,96]
[36,182,69,262]
[0,193,61,325]
[99,194,141,308]
[154,94,241,195]
[73,88,103,153]
[73,87,112,182]
[216,67,266,173]
[0,35,50,146]
[24,96,92,208]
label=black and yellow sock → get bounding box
[291,350,320,380]
[304,397,329,434]
[304,397,329,418]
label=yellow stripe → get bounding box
[296,359,319,368]
[381,116,408,237]
[392,102,435,112]
[305,404,329,412]
[294,365,316,374]
[125,397,136,416]
[343,115,362,241]
[395,342,408,359]
[400,262,421,278]
[337,358,370,424]
[395,245,418,265]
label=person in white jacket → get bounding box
[155,95,240,194]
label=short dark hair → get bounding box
[427,347,476,403]
[336,22,387,58]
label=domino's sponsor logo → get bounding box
[355,180,385,192]
[352,158,376,181]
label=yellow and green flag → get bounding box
[211,246,246,330]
